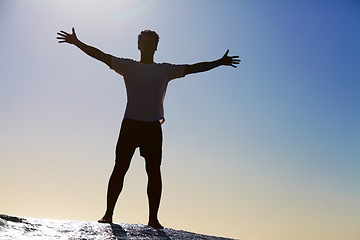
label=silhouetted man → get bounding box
[57,28,240,229]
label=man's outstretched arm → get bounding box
[184,50,240,76]
[57,27,111,67]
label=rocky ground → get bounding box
[0,214,237,240]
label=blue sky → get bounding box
[0,1,359,240]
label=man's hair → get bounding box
[138,30,160,47]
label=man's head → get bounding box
[138,30,159,55]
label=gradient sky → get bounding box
[0,1,359,240]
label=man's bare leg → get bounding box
[145,160,164,229]
[98,161,130,223]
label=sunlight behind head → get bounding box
[111,0,156,21]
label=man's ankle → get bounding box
[148,218,163,229]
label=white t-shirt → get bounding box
[111,56,186,122]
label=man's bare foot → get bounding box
[148,219,164,229]
[98,215,113,224]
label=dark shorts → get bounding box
[115,118,163,165]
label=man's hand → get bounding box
[57,27,79,45]
[220,49,240,68]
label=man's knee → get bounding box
[145,158,161,175]
[114,160,131,174]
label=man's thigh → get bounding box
[140,121,162,165]
[115,119,139,163]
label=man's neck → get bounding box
[140,54,154,64]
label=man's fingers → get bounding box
[57,28,76,44]
[221,49,240,67]
[60,30,70,35]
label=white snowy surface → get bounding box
[0,214,237,240]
